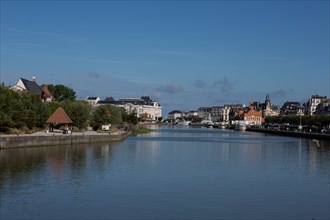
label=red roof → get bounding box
[46,107,73,124]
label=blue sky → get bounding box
[1,0,329,115]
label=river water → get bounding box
[1,126,329,220]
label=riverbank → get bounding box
[247,127,330,140]
[0,130,131,149]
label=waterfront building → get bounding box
[197,107,211,120]
[262,94,279,117]
[185,110,198,118]
[246,95,279,117]
[210,106,230,122]
[259,94,280,117]
[224,104,245,121]
[280,101,304,115]
[305,95,327,115]
[210,106,222,122]
[168,110,183,122]
[97,96,162,121]
[224,104,245,110]
[315,98,330,115]
[244,101,264,125]
[244,108,263,125]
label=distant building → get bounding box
[197,107,211,119]
[185,111,198,118]
[85,96,100,107]
[305,95,327,115]
[168,110,183,121]
[244,105,263,125]
[10,77,42,96]
[225,104,244,110]
[97,96,162,121]
[315,98,330,115]
[210,106,230,122]
[224,104,245,121]
[280,101,304,115]
[262,94,280,117]
[40,84,55,102]
[10,76,54,102]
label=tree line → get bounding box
[265,115,330,129]
[0,84,138,134]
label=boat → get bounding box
[219,122,228,129]
[200,113,214,128]
[201,120,214,128]
[176,119,191,126]
[234,123,247,131]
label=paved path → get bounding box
[0,129,126,137]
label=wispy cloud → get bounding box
[270,88,296,98]
[128,78,159,84]
[9,28,65,38]
[257,56,286,61]
[8,28,87,43]
[143,50,191,55]
[193,79,206,89]
[156,83,184,94]
[88,72,100,79]
[6,42,48,47]
[212,76,237,94]
[72,57,160,65]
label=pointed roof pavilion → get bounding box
[46,107,73,124]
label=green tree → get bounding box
[265,115,330,128]
[90,105,125,130]
[48,84,76,102]
[24,93,50,128]
[122,109,139,125]
[61,100,91,130]
[45,101,61,115]
[0,84,49,132]
[0,84,17,131]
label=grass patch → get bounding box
[131,127,152,136]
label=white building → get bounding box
[10,77,42,95]
[122,102,162,122]
[210,106,230,122]
[85,96,100,107]
[306,95,327,115]
[97,96,162,122]
[167,110,183,121]
[185,111,198,118]
[197,107,211,120]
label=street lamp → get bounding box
[297,109,304,132]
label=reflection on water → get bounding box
[0,126,329,220]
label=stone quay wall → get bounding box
[247,127,330,140]
[0,131,131,149]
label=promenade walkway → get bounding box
[0,129,126,137]
[247,127,330,140]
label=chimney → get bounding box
[32,76,36,82]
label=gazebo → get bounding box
[46,107,73,133]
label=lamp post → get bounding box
[297,109,304,132]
